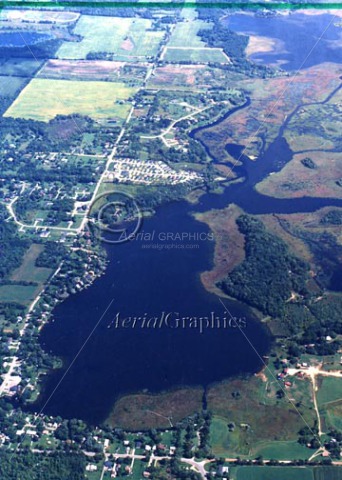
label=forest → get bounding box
[0,451,86,480]
[218,215,309,317]
[219,215,342,357]
[0,205,30,282]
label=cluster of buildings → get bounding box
[106,158,202,185]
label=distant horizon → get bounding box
[0,1,342,10]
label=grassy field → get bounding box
[0,58,43,76]
[210,416,312,460]
[233,466,314,480]
[163,47,229,64]
[57,15,164,60]
[4,78,137,122]
[10,244,52,284]
[0,284,38,306]
[0,76,28,97]
[207,376,316,457]
[167,19,212,48]
[318,376,342,432]
[210,416,233,456]
[317,377,342,406]
[253,441,312,460]
[322,401,342,431]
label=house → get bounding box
[86,464,98,472]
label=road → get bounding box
[287,365,342,438]
[141,105,211,142]
[0,356,19,396]
[0,262,63,397]
[112,452,212,479]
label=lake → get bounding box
[225,12,342,71]
[30,11,342,426]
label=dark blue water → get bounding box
[35,204,270,424]
[226,13,342,71]
[0,32,52,48]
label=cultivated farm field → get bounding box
[4,78,137,122]
[57,15,165,60]
[167,19,212,48]
[162,46,229,64]
[232,466,314,480]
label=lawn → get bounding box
[4,78,137,122]
[163,47,229,64]
[57,15,164,60]
[0,284,38,306]
[234,466,314,480]
[10,244,52,284]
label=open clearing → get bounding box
[4,78,137,122]
[317,377,342,432]
[10,244,52,285]
[167,19,212,48]
[313,468,342,480]
[210,416,312,460]
[38,59,126,81]
[0,76,28,97]
[233,466,314,480]
[57,15,164,60]
[0,58,42,77]
[317,377,342,406]
[322,401,342,432]
[252,440,312,460]
[207,376,316,457]
[0,285,38,306]
[148,64,207,89]
[162,46,229,64]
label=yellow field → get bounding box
[4,78,137,122]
